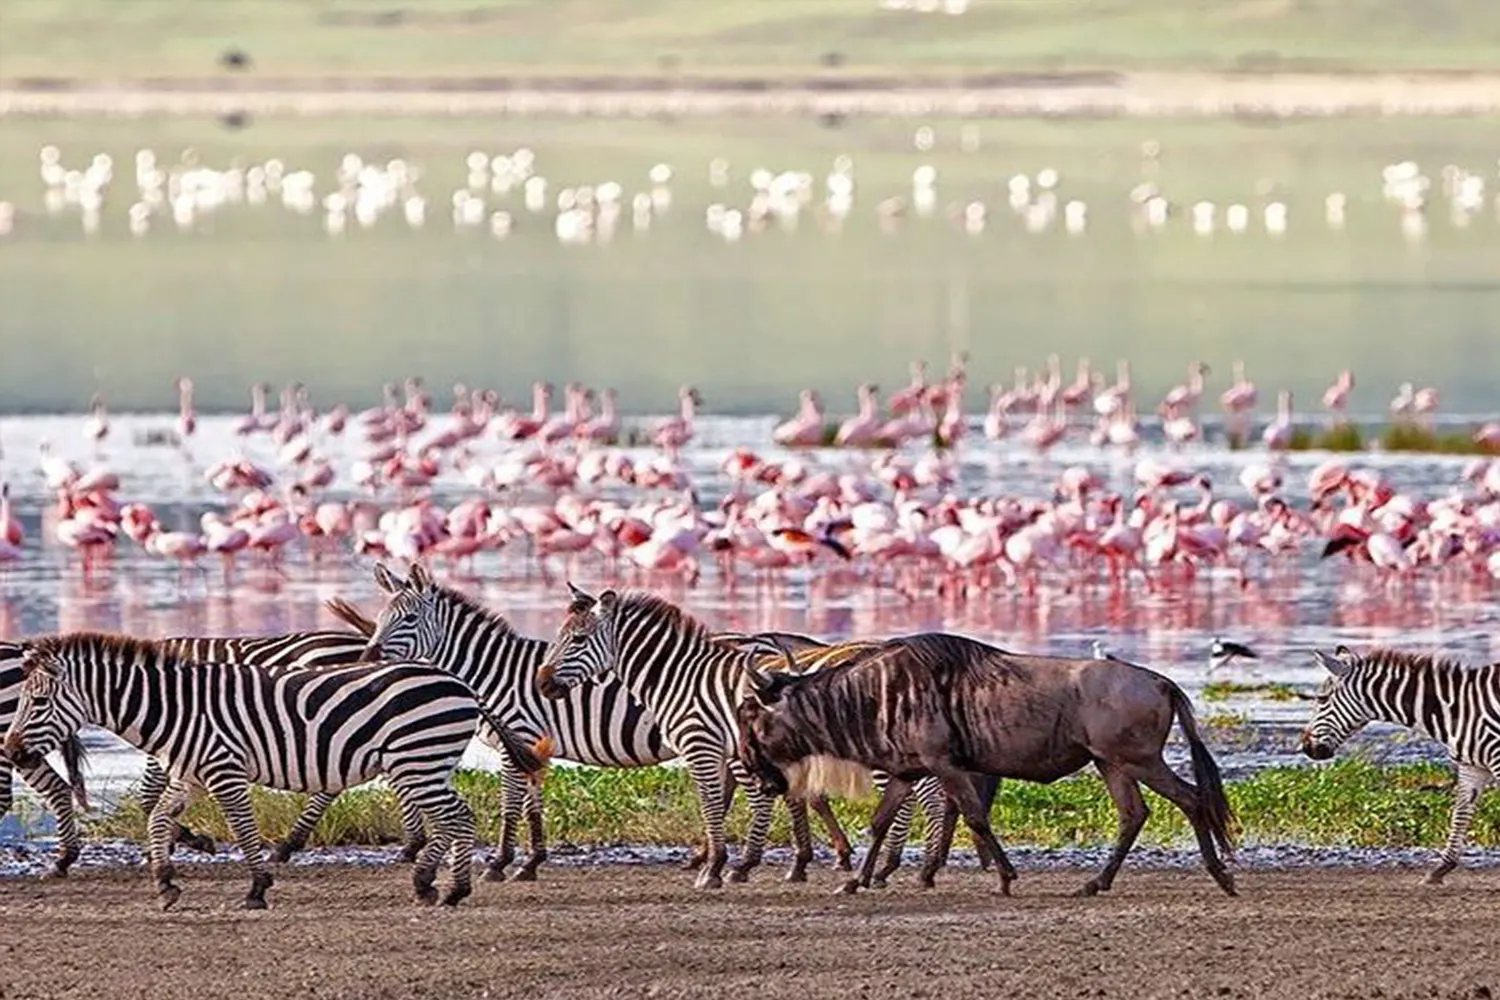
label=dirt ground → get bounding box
[2,863,1499,1000]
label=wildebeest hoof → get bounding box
[727,869,751,884]
[694,872,723,890]
[241,896,268,910]
[158,885,182,911]
[1074,882,1102,897]
[509,868,539,883]
[784,868,808,884]
[837,879,861,896]
[835,855,854,873]
[870,876,889,890]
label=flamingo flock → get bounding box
[1,358,1496,600]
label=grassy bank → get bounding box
[7,0,1500,82]
[80,760,1493,851]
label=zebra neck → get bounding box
[433,613,548,695]
[617,631,739,718]
[1375,667,1470,744]
[80,654,157,752]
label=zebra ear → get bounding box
[565,581,595,614]
[408,561,433,592]
[597,589,620,616]
[1314,648,1352,678]
[373,561,405,595]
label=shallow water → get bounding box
[0,409,1487,836]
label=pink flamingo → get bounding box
[836,384,881,448]
[82,393,108,448]
[1322,370,1354,421]
[1161,361,1210,413]
[235,382,272,436]
[538,383,584,445]
[1262,391,1294,450]
[578,388,621,444]
[652,386,701,455]
[887,361,929,417]
[0,484,22,547]
[773,390,827,448]
[175,377,197,441]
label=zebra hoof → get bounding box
[441,885,472,907]
[837,879,861,896]
[727,869,751,884]
[482,865,509,884]
[870,877,889,890]
[413,885,440,906]
[241,896,268,910]
[399,842,426,865]
[158,885,182,911]
[784,868,808,884]
[50,846,80,879]
[509,868,539,883]
[1074,881,1102,898]
[270,842,297,864]
[694,872,723,890]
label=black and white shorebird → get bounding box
[1209,637,1258,670]
[1091,639,1139,665]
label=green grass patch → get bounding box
[79,759,1494,852]
[1379,423,1486,455]
[1203,680,1304,703]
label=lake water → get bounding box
[0,409,1490,834]
[2,116,1500,415]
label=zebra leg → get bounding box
[141,760,216,856]
[728,763,777,883]
[782,796,815,883]
[397,793,428,863]
[685,767,736,871]
[687,755,731,889]
[917,796,962,890]
[1426,761,1491,886]
[808,794,854,872]
[510,777,548,883]
[437,791,477,906]
[271,792,338,863]
[484,763,528,882]
[16,759,81,877]
[204,770,275,909]
[147,778,194,910]
[873,794,917,889]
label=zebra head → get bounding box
[1300,645,1365,760]
[3,645,86,772]
[537,583,619,700]
[362,560,443,662]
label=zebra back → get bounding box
[157,629,369,672]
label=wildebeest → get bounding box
[736,631,1238,896]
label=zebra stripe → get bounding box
[3,631,543,909]
[537,586,955,889]
[1304,645,1500,885]
[354,563,867,881]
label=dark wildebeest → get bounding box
[735,632,1238,896]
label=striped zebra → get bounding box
[0,641,90,877]
[1303,644,1500,886]
[536,585,969,889]
[331,561,856,883]
[3,631,547,909]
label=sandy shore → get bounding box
[6,71,1500,117]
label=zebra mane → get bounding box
[433,582,519,638]
[1355,647,1476,676]
[614,591,712,643]
[27,632,182,670]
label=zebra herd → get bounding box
[1,560,1498,909]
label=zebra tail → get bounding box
[1168,681,1237,860]
[477,707,553,779]
[324,597,377,637]
[61,734,91,812]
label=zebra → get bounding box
[3,631,547,909]
[537,584,974,889]
[2,628,445,873]
[331,561,857,883]
[1302,644,1500,886]
[0,641,91,877]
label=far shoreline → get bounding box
[9,70,1500,118]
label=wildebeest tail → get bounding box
[477,706,552,779]
[1168,682,1237,858]
[324,597,377,637]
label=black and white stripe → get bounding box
[3,631,544,909]
[354,563,858,881]
[537,587,956,888]
[1304,645,1500,885]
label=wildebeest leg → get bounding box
[935,768,1015,895]
[1077,762,1149,896]
[971,774,1002,870]
[844,777,913,895]
[809,794,854,872]
[685,768,737,871]
[1133,760,1236,896]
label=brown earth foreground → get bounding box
[1,864,1498,999]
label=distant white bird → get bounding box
[1091,640,1137,665]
